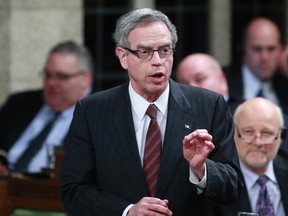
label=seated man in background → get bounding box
[224,17,288,114]
[176,53,244,114]
[209,97,288,216]
[0,40,93,176]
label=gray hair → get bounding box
[113,8,177,52]
[48,40,93,73]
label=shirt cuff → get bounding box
[189,163,207,194]
[122,204,134,216]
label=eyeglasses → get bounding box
[122,45,175,60]
[41,70,84,82]
[235,125,281,145]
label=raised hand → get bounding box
[183,129,215,179]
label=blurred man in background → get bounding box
[176,53,243,114]
[225,17,288,114]
[0,40,93,176]
[209,97,288,216]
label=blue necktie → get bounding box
[13,113,60,173]
[256,88,265,98]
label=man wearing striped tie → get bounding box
[61,8,243,216]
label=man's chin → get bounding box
[46,101,61,111]
[245,154,268,169]
[258,70,274,81]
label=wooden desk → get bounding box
[0,150,66,216]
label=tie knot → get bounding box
[257,175,269,186]
[256,88,264,98]
[53,112,60,118]
[146,104,157,119]
[49,112,61,123]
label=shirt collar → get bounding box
[240,160,277,190]
[243,65,261,97]
[223,94,229,102]
[44,104,75,119]
[128,81,169,120]
[242,65,272,98]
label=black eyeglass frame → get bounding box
[40,69,85,82]
[121,46,175,60]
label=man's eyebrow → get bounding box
[136,42,173,49]
[136,44,151,49]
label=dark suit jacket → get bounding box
[61,79,243,216]
[226,93,244,115]
[208,152,288,215]
[224,65,288,115]
[279,115,288,152]
[0,90,44,151]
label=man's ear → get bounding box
[116,47,128,70]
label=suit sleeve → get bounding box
[205,96,244,203]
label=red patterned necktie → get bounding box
[256,175,275,216]
[143,104,162,196]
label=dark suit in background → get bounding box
[0,90,44,152]
[226,93,245,115]
[208,152,288,215]
[225,65,288,153]
[225,65,288,115]
[209,97,288,216]
[61,80,243,216]
[225,17,288,116]
[0,40,93,175]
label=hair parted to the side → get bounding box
[112,8,177,57]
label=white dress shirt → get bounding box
[242,65,279,105]
[240,161,285,216]
[7,104,75,173]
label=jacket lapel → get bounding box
[273,155,288,215]
[107,84,148,195]
[156,80,196,196]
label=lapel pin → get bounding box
[184,124,190,130]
